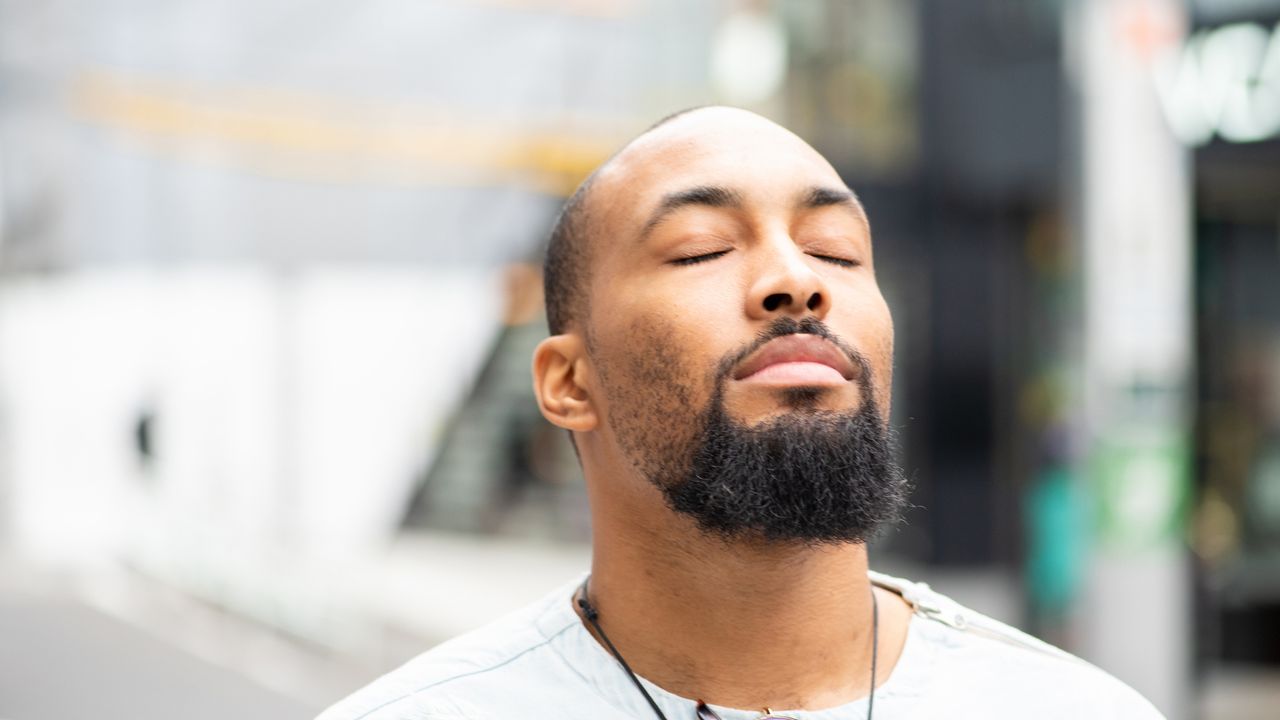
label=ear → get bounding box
[532,334,598,433]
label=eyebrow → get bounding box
[639,185,743,239]
[801,186,869,227]
[802,186,859,209]
[637,183,868,240]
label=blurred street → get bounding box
[0,560,331,720]
[0,596,315,720]
[0,533,594,720]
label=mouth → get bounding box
[732,334,858,386]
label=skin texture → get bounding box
[532,106,913,711]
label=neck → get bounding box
[584,495,880,711]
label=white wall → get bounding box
[0,267,500,595]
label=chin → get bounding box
[727,380,863,419]
[771,382,865,415]
[730,393,863,432]
[778,386,828,409]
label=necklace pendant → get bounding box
[695,702,801,720]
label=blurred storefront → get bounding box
[1179,0,1280,675]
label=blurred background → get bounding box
[0,0,1277,718]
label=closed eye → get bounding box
[809,253,857,268]
[671,249,731,266]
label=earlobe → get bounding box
[532,334,598,433]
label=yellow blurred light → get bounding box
[70,72,621,196]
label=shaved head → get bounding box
[542,106,860,336]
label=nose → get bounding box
[745,235,831,321]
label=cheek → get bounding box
[586,308,718,472]
[589,264,729,392]
[589,307,707,409]
[835,290,895,407]
[868,302,895,410]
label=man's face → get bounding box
[579,108,902,543]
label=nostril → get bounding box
[763,293,789,312]
[806,292,823,311]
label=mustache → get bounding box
[716,316,870,383]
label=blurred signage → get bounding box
[1091,429,1190,548]
[1079,0,1193,549]
[1076,3,1194,710]
[1156,20,1280,145]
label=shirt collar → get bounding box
[533,570,936,719]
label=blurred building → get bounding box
[0,0,707,582]
[1180,0,1280,673]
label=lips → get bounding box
[732,334,857,384]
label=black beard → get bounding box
[595,314,909,546]
[596,316,908,546]
[661,376,908,546]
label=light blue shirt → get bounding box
[318,571,1165,719]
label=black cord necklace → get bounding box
[576,578,878,720]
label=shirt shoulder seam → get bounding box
[348,620,581,720]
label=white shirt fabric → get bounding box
[318,570,1165,720]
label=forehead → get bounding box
[588,109,849,239]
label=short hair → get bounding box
[542,174,597,335]
[542,107,709,336]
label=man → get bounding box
[319,107,1164,719]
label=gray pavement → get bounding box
[0,593,319,720]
